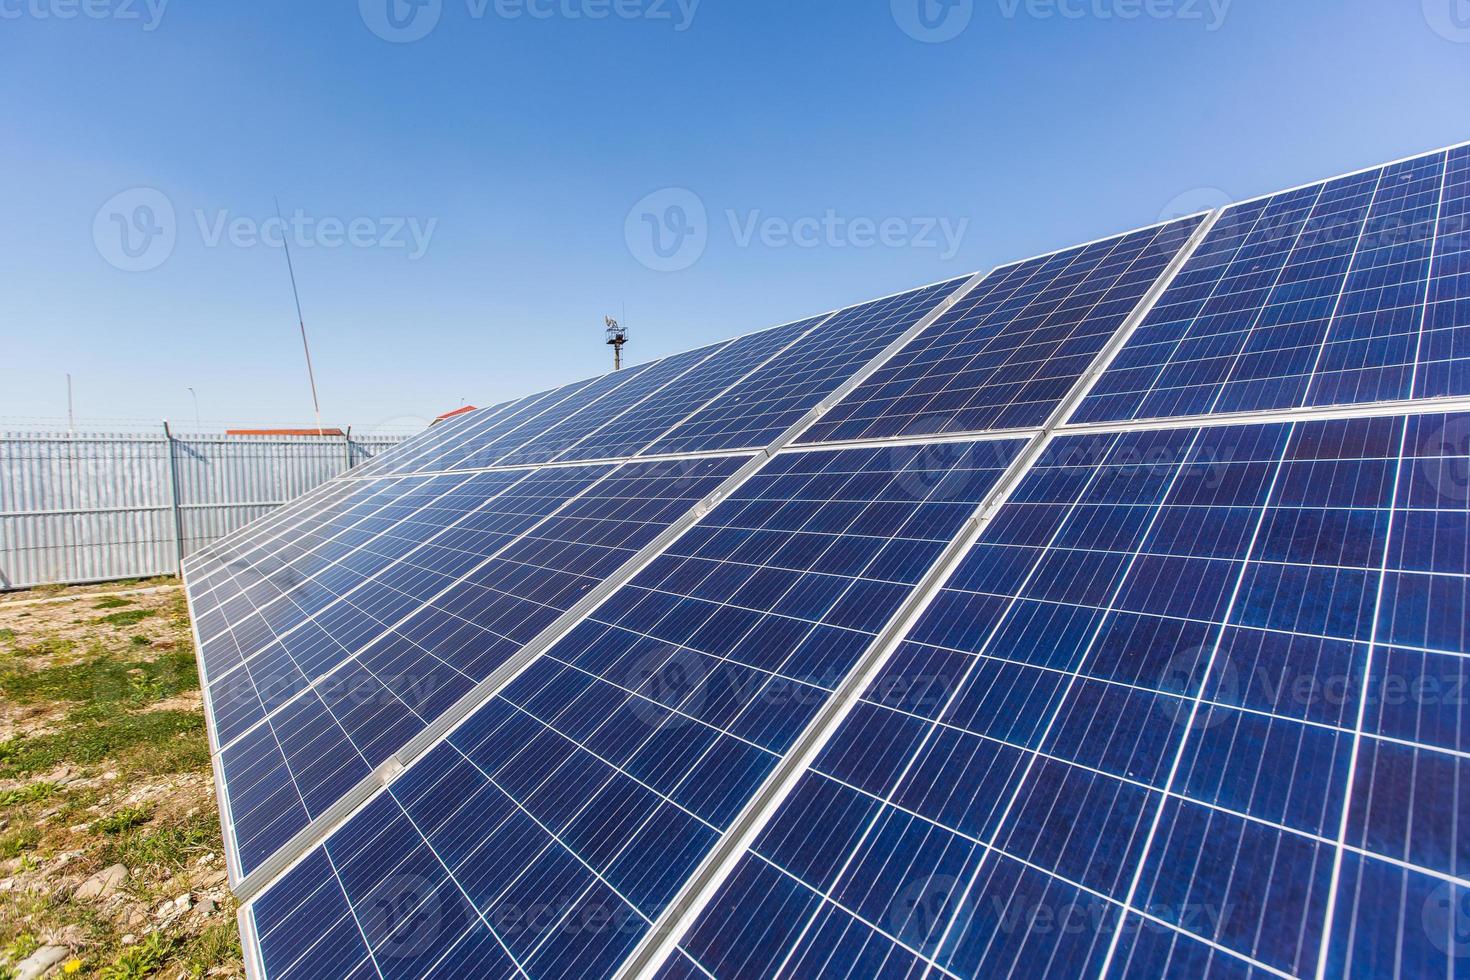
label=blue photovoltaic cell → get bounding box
[799,216,1203,444]
[246,439,1027,980]
[646,277,970,456]
[1077,146,1470,424]
[562,315,826,463]
[352,400,512,479]
[670,413,1470,979]
[496,342,730,467]
[189,476,463,660]
[375,387,579,476]
[200,456,745,880]
[430,367,659,474]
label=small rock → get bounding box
[0,857,23,874]
[121,933,137,946]
[14,944,68,980]
[102,771,118,782]
[174,892,192,910]
[74,863,128,900]
[51,924,87,946]
[195,895,217,916]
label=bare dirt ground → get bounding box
[0,578,242,978]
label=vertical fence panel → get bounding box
[0,431,408,590]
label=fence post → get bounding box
[163,420,186,574]
[343,425,353,473]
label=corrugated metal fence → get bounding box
[0,429,409,590]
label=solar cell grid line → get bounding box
[435,361,663,473]
[187,475,450,621]
[644,276,975,457]
[240,439,1029,980]
[201,468,545,751]
[655,413,1470,980]
[385,380,609,477]
[798,215,1206,446]
[1415,143,1469,400]
[495,341,734,468]
[212,463,617,883]
[188,477,434,653]
[190,473,487,680]
[210,456,745,762]
[1074,148,1462,425]
[348,401,501,480]
[191,467,537,664]
[561,315,832,464]
[1312,411,1470,978]
[219,456,749,890]
[184,475,377,584]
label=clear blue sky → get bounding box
[2,0,1466,433]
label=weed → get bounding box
[0,826,40,859]
[179,920,241,979]
[97,610,155,628]
[0,782,56,809]
[0,629,14,642]
[95,805,152,835]
[130,636,150,647]
[99,932,172,980]
[94,597,135,610]
[107,813,217,871]
[0,711,206,778]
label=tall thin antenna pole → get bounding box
[66,374,74,435]
[275,197,324,436]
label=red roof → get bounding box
[226,428,347,437]
[433,405,478,424]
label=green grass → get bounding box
[94,805,152,835]
[96,610,156,628]
[0,647,198,708]
[0,710,207,779]
[0,826,40,859]
[99,932,173,980]
[93,597,136,610]
[105,813,217,871]
[0,782,56,810]
[178,921,241,979]
[0,629,15,643]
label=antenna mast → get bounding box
[605,315,628,371]
[275,197,325,436]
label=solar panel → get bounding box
[179,142,1470,980]
[243,439,1027,979]
[201,457,749,882]
[656,413,1469,978]
[558,315,829,464]
[645,277,973,457]
[1076,145,1470,425]
[798,216,1204,444]
[494,343,733,468]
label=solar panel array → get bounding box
[181,143,1470,980]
